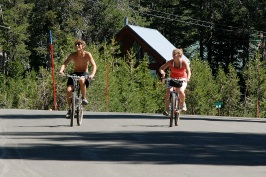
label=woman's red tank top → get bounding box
[169,59,187,79]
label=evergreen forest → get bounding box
[1,0,266,118]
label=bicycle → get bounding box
[163,78,185,127]
[61,74,90,127]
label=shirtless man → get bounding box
[59,39,97,118]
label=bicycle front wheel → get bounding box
[170,92,176,127]
[77,102,83,126]
[175,97,180,126]
[70,92,76,127]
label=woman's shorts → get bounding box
[167,79,187,89]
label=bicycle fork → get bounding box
[170,92,180,113]
[75,90,82,112]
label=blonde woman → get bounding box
[159,48,191,115]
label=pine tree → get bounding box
[186,56,218,115]
[243,53,266,117]
[1,1,32,76]
[135,55,161,113]
[216,64,241,116]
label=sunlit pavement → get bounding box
[0,109,265,177]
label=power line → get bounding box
[128,3,266,35]
[83,0,266,35]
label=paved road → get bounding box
[0,109,265,177]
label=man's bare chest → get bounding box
[73,57,88,64]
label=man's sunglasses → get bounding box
[75,43,82,46]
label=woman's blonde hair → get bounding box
[173,48,183,56]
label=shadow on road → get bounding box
[1,128,266,166]
[1,111,265,123]
[0,112,160,120]
[0,113,64,119]
[180,116,266,124]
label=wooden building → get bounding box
[115,24,176,76]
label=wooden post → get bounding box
[106,63,109,112]
[256,98,259,118]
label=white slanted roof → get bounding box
[128,25,176,61]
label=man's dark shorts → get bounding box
[67,72,90,88]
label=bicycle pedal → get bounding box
[175,110,180,113]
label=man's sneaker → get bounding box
[163,110,169,116]
[182,102,187,111]
[66,109,71,119]
[82,98,88,105]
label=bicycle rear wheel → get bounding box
[175,97,180,126]
[70,92,76,127]
[77,102,83,126]
[170,92,176,127]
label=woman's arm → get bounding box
[159,60,171,78]
[184,60,191,81]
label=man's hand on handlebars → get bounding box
[89,74,95,80]
[59,71,65,76]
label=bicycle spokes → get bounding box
[169,91,181,127]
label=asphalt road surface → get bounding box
[0,109,265,177]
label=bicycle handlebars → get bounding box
[59,73,92,81]
[162,77,186,82]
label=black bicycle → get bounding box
[164,78,184,127]
[63,74,89,127]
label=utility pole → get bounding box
[259,32,265,61]
[0,4,11,75]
